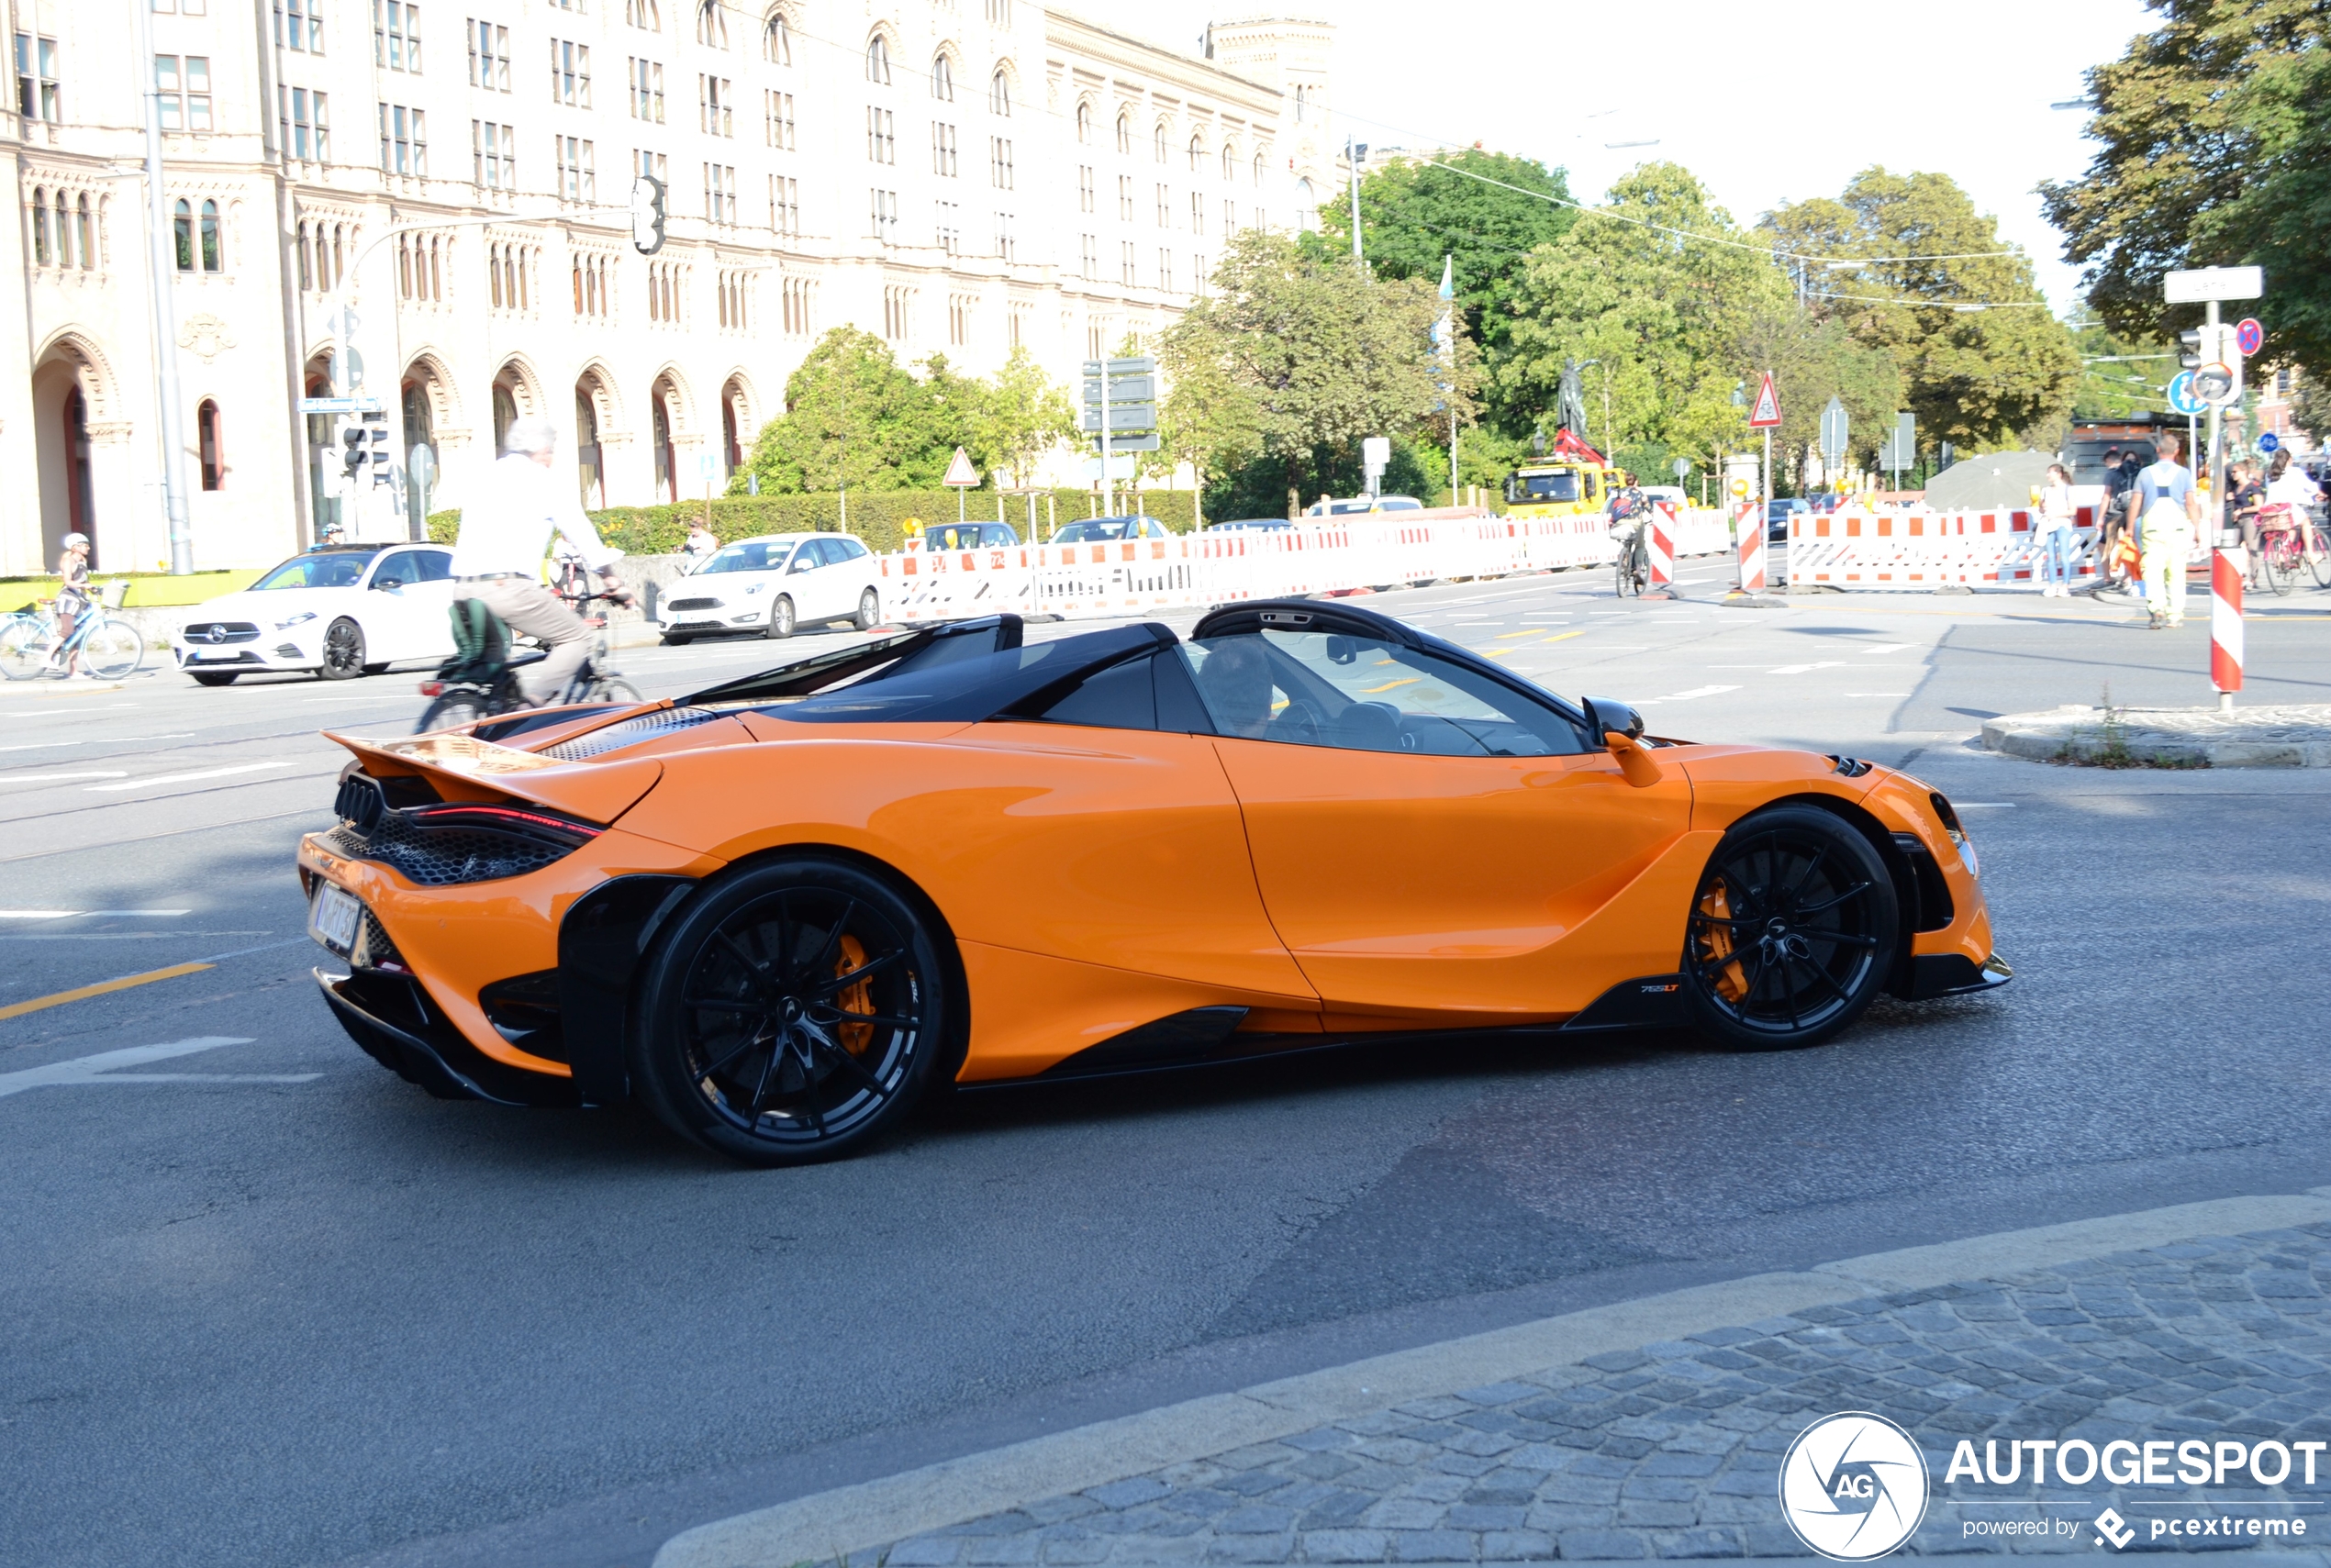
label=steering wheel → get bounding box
[1275,699,1327,744]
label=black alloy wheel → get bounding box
[319,617,366,680]
[631,858,949,1165]
[855,587,881,631]
[1682,805,1899,1051]
[764,595,797,639]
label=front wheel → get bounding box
[630,857,951,1166]
[79,620,145,680]
[417,691,489,733]
[591,676,641,706]
[855,587,881,632]
[764,595,797,639]
[319,617,365,680]
[1683,806,1900,1051]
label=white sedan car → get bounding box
[173,542,461,686]
[655,532,884,643]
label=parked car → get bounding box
[1766,497,1810,544]
[1203,517,1295,532]
[1304,496,1424,517]
[1050,515,1172,542]
[1636,485,1690,514]
[918,521,1020,550]
[173,542,459,686]
[656,532,883,644]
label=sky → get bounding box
[1110,0,2157,316]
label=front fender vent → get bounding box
[1828,754,1873,777]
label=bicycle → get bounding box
[2255,506,2317,596]
[415,589,641,732]
[1612,518,1648,599]
[0,597,145,681]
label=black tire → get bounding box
[190,670,239,687]
[2310,525,2331,589]
[854,587,880,631]
[593,677,642,706]
[2264,538,2298,596]
[631,857,949,1166]
[764,595,797,639]
[661,634,694,647]
[319,617,365,680]
[1682,806,1899,1051]
[417,692,488,733]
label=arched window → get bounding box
[1294,84,1308,122]
[627,0,662,28]
[1221,143,1236,181]
[989,69,1010,117]
[1114,111,1130,155]
[694,0,727,48]
[763,9,789,62]
[931,53,953,102]
[1076,101,1092,144]
[1188,134,1203,172]
[1296,178,1315,231]
[30,187,50,266]
[173,197,195,272]
[199,198,222,272]
[196,399,224,490]
[1153,122,1167,162]
[1253,150,1265,187]
[75,194,94,269]
[864,34,889,84]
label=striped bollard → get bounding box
[2212,547,2243,711]
[1737,516,1768,593]
[1647,502,1678,595]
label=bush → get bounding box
[425,488,1199,553]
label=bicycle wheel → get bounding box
[78,619,145,680]
[592,677,641,706]
[0,617,48,681]
[2310,525,2331,590]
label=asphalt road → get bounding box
[6,557,2330,1568]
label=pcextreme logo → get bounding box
[1778,1412,1932,1561]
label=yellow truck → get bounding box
[1500,429,1619,520]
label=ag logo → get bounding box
[1778,1411,1930,1561]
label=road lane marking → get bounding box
[1860,643,1913,654]
[0,806,330,865]
[1543,630,1586,644]
[0,771,131,784]
[1640,684,1742,703]
[1767,662,1847,674]
[84,760,298,792]
[1957,802,2018,808]
[0,910,192,919]
[0,962,214,1020]
[0,1037,318,1097]
[1842,693,1909,697]
[0,733,193,754]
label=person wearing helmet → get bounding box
[47,531,92,675]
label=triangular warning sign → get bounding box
[1747,372,1783,429]
[942,446,980,486]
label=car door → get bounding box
[784,538,839,623]
[1188,626,1696,1020]
[360,549,430,659]
[400,548,459,659]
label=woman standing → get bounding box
[2035,463,2076,596]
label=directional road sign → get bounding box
[1083,375,1154,405]
[1747,372,1782,429]
[1082,357,1154,378]
[2236,317,2264,358]
[2164,266,2263,304]
[942,447,980,487]
[1099,432,1161,453]
[2167,372,2206,417]
[1082,404,1156,433]
[299,395,385,415]
[1818,395,1848,465]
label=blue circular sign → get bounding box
[2167,371,2206,416]
[2258,430,2281,455]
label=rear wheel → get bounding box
[2264,534,2299,596]
[764,595,797,639]
[592,676,642,706]
[417,691,488,733]
[2309,523,2331,589]
[1683,806,1899,1051]
[855,587,881,631]
[631,858,948,1166]
[0,617,49,680]
[319,617,365,680]
[190,670,239,687]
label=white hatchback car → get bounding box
[173,542,461,685]
[656,532,884,643]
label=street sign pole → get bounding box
[2167,265,2264,708]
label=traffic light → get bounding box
[2180,329,2203,371]
[362,411,393,485]
[341,422,366,479]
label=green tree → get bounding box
[1160,228,1476,512]
[2069,317,2178,420]
[972,344,1077,489]
[1765,168,2079,451]
[2038,1,2329,367]
[1734,301,1905,484]
[1156,329,1263,526]
[740,328,939,495]
[1501,162,1785,466]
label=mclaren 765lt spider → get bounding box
[297,598,2009,1165]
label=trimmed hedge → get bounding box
[426,488,1199,554]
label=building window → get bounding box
[781,275,810,336]
[280,86,331,161]
[704,162,736,224]
[374,2,421,72]
[274,1,323,52]
[931,53,953,102]
[989,136,1013,189]
[1078,164,1094,212]
[1079,232,1097,280]
[989,69,1010,117]
[948,293,969,347]
[700,73,731,135]
[173,198,195,271]
[197,400,224,491]
[1294,84,1307,121]
[499,243,542,311]
[2278,367,2294,396]
[1120,240,1135,286]
[627,0,660,28]
[396,232,444,301]
[764,12,790,63]
[1221,142,1235,181]
[555,135,595,200]
[1188,134,1203,172]
[1253,150,1265,186]
[865,34,889,84]
[1076,101,1091,144]
[1222,196,1235,232]
[16,33,58,123]
[1157,249,1172,292]
[1191,252,1204,294]
[1153,122,1167,162]
[883,284,912,341]
[569,251,607,317]
[1189,190,1205,235]
[156,56,213,132]
[1117,174,1132,222]
[932,121,957,176]
[467,20,509,88]
[551,39,590,106]
[1155,183,1169,226]
[769,172,799,235]
[472,120,515,188]
[866,106,895,163]
[693,0,726,48]
[985,0,1010,24]
[1115,111,1131,156]
[869,186,898,241]
[648,261,682,323]
[74,193,94,270]
[200,198,223,272]
[635,148,667,183]
[378,103,428,174]
[934,198,959,253]
[718,269,747,329]
[764,89,795,149]
[1009,305,1024,350]
[630,58,664,120]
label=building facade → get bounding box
[4,0,1334,576]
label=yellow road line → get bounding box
[1494,628,1546,639]
[0,962,214,1021]
[1544,630,1586,643]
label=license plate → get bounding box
[307,882,362,957]
[188,650,235,662]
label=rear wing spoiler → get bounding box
[324,729,663,826]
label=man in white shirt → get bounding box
[452,417,633,705]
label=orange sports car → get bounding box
[297,599,2008,1165]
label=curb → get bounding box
[652,1191,2331,1568]
[1981,705,2331,768]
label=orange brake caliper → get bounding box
[1698,881,1747,1002]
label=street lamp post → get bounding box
[135,0,194,574]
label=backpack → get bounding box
[440,596,512,683]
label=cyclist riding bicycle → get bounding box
[46,531,93,675]
[450,417,634,708]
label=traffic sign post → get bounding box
[2258,430,2280,456]
[1878,412,1916,488]
[1818,395,1848,483]
[407,443,437,541]
[1746,372,1782,517]
[1082,356,1156,514]
[942,446,980,522]
[2167,266,2267,707]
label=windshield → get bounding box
[1054,518,1139,542]
[250,551,380,591]
[1509,473,1580,504]
[924,524,1015,550]
[699,539,797,573]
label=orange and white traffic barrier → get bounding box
[1646,503,1678,592]
[1783,506,2109,590]
[1737,518,1768,593]
[2212,547,2243,706]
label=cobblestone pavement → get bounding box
[874,1225,2331,1564]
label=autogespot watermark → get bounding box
[1779,1417,2325,1560]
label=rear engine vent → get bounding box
[538,706,728,762]
[329,804,603,886]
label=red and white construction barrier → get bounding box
[877,506,1738,623]
[1737,519,1768,594]
[2213,548,2243,702]
[1784,506,2112,590]
[1646,503,1678,593]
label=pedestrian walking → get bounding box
[683,519,719,562]
[2134,433,2203,629]
[2265,448,2325,563]
[44,531,92,675]
[2227,460,2267,584]
[2036,462,2077,595]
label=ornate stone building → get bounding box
[2,1,1333,575]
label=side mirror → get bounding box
[1582,696,1659,788]
[1582,696,1644,742]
